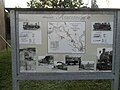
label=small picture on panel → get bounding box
[38,55,54,66]
[93,22,111,31]
[65,55,81,66]
[37,55,54,72]
[79,61,95,70]
[53,61,67,71]
[96,48,112,70]
[23,22,40,30]
[19,48,36,72]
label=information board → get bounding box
[10,9,120,90]
[18,11,114,73]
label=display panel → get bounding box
[19,13,114,72]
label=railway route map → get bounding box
[48,22,85,53]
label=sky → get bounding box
[5,0,29,8]
[4,0,120,8]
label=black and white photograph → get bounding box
[96,48,112,71]
[53,61,67,71]
[37,55,54,72]
[19,48,36,72]
[65,55,81,66]
[93,22,111,31]
[23,22,40,30]
[38,55,54,66]
[79,61,95,71]
[64,55,81,72]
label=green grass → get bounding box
[19,80,112,90]
[0,49,12,90]
[0,49,119,90]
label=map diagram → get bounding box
[48,22,85,53]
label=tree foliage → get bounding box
[27,0,84,8]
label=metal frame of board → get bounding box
[10,8,120,90]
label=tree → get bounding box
[27,0,84,8]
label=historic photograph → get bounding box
[23,22,40,30]
[19,48,36,72]
[37,55,54,72]
[65,55,81,66]
[38,55,54,66]
[79,61,95,71]
[93,22,111,31]
[53,61,67,71]
[96,48,112,70]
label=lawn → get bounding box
[0,49,119,90]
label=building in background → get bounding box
[0,0,6,50]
